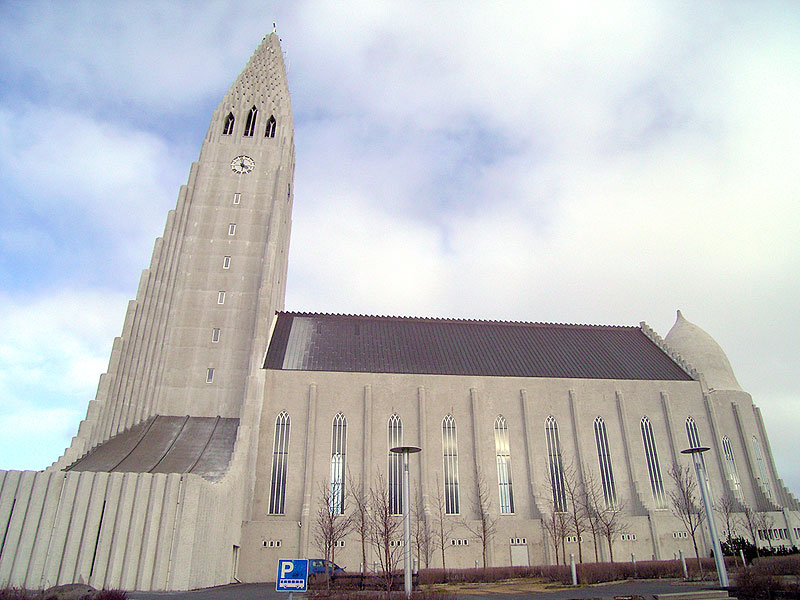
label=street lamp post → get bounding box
[681,446,729,587]
[390,445,422,599]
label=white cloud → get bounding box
[1,1,799,497]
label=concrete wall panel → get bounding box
[73,472,109,586]
[8,472,51,586]
[24,471,65,588]
[56,472,94,585]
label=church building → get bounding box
[0,33,797,591]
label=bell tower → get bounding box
[62,33,294,454]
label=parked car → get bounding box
[308,559,345,577]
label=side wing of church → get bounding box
[0,33,797,591]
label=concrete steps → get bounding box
[655,590,735,600]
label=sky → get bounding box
[0,1,798,495]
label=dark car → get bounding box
[308,559,345,577]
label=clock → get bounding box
[231,155,255,174]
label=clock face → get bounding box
[231,155,255,174]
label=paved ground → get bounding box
[128,578,722,600]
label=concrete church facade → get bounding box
[0,33,798,591]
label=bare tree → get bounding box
[461,471,498,568]
[757,510,775,550]
[739,503,761,557]
[669,462,705,572]
[594,498,626,563]
[577,468,627,563]
[432,474,454,568]
[411,484,435,569]
[348,471,370,572]
[579,469,602,562]
[562,463,588,563]
[714,492,738,546]
[368,473,403,593]
[541,466,570,565]
[541,504,569,565]
[312,482,355,588]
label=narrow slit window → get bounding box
[594,417,617,507]
[494,415,514,513]
[228,223,236,236]
[223,256,231,269]
[545,416,566,512]
[205,368,214,383]
[244,106,258,137]
[269,411,291,514]
[217,291,226,304]
[641,417,666,508]
[330,413,347,514]
[721,435,743,500]
[752,436,773,499]
[233,193,241,205]
[265,115,277,138]
[442,414,460,514]
[223,112,235,135]
[685,416,711,495]
[388,414,403,515]
[211,328,220,343]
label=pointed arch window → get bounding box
[594,417,617,507]
[244,106,258,137]
[685,416,712,496]
[545,416,566,512]
[752,436,773,500]
[265,115,277,138]
[494,415,514,513]
[330,413,347,514]
[442,414,460,514]
[269,411,290,514]
[223,112,235,135]
[721,435,743,500]
[640,417,666,508]
[388,414,403,515]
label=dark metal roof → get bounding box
[264,312,692,381]
[65,415,238,482]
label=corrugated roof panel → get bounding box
[264,312,692,381]
[65,415,239,482]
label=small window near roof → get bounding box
[233,193,241,205]
[265,115,276,138]
[244,106,258,137]
[223,112,235,135]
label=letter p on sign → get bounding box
[281,561,293,579]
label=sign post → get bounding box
[276,559,309,600]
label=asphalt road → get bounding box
[128,578,722,600]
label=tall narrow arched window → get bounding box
[330,413,347,514]
[494,415,514,514]
[640,417,666,508]
[244,106,258,137]
[594,417,617,507]
[752,436,773,500]
[685,416,712,496]
[442,414,460,514]
[388,414,403,515]
[269,410,290,514]
[265,114,277,138]
[721,436,743,500]
[223,112,235,135]
[545,416,566,512]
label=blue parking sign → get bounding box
[276,559,309,592]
